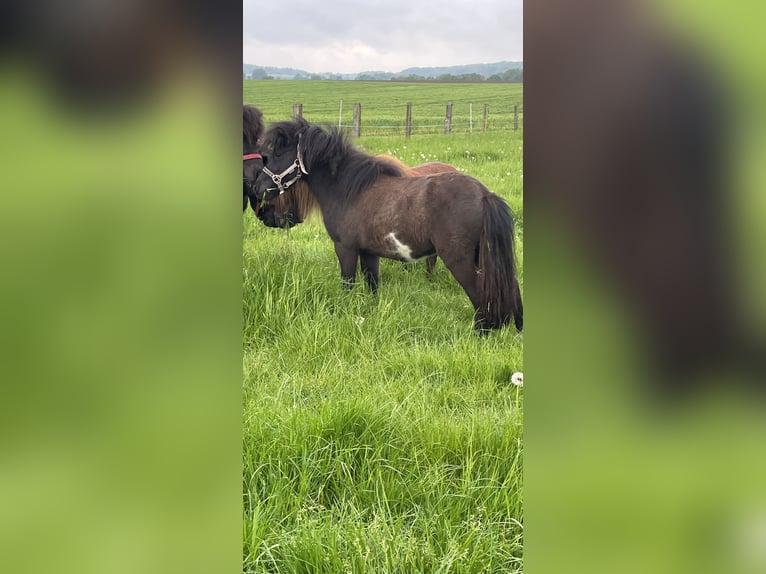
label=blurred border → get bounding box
[525,1,766,573]
[0,2,243,573]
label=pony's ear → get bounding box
[271,128,289,153]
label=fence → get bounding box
[286,101,523,138]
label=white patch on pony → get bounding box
[385,232,414,262]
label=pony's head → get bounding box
[255,118,397,203]
[243,105,266,210]
[254,118,312,201]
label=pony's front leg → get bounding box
[359,253,380,293]
[334,243,359,289]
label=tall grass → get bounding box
[243,82,523,573]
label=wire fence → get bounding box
[283,101,523,137]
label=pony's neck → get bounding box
[299,137,398,211]
[302,168,343,206]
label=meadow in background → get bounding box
[243,81,523,572]
[244,80,523,135]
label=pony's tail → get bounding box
[477,195,523,331]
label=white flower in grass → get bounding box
[355,316,365,326]
[511,372,523,387]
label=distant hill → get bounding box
[243,61,523,81]
[398,61,522,78]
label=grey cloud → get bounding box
[244,0,522,72]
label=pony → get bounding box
[242,104,458,245]
[261,155,459,272]
[252,118,523,332]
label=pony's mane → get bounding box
[264,119,404,202]
[243,105,264,145]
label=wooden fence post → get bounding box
[482,103,489,132]
[405,103,412,139]
[513,104,519,131]
[293,103,303,119]
[353,103,361,137]
[444,102,453,134]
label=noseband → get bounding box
[261,139,308,196]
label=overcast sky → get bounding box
[243,0,522,74]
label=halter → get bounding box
[260,138,308,196]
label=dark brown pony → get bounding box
[253,118,522,332]
[265,155,458,272]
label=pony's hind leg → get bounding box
[440,255,487,331]
[360,253,380,293]
[334,243,359,289]
[425,255,438,274]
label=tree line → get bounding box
[370,69,522,83]
[246,68,522,83]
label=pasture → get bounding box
[243,81,523,573]
[244,79,523,135]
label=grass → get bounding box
[243,81,523,573]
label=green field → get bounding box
[244,80,523,135]
[243,81,523,573]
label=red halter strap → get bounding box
[243,153,263,161]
